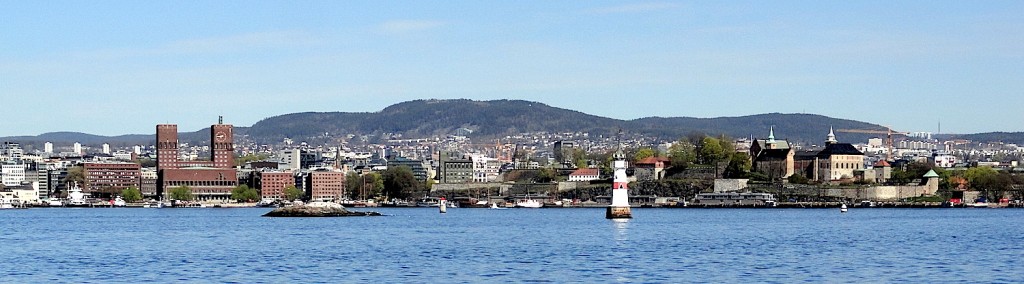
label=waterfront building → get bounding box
[156,119,238,201]
[83,162,141,198]
[257,170,293,200]
[470,154,501,182]
[33,167,49,200]
[141,168,158,198]
[305,169,345,201]
[438,152,473,184]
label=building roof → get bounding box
[922,169,939,178]
[756,148,792,160]
[817,143,864,158]
[570,168,599,176]
[635,157,667,165]
[873,160,891,167]
[755,139,791,150]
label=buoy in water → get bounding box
[840,203,848,213]
[439,198,447,214]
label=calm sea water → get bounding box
[1,207,1021,283]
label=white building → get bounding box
[1,163,27,186]
[44,142,53,153]
[102,143,110,154]
[1,142,23,161]
[112,151,133,160]
[73,142,82,155]
[470,154,501,182]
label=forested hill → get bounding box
[8,99,1000,146]
[246,99,890,144]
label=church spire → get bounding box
[768,126,776,144]
[826,126,837,145]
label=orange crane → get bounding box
[836,127,909,161]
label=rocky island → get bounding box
[262,202,382,217]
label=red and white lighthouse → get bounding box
[606,149,632,219]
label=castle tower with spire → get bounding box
[826,126,838,145]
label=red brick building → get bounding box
[306,170,345,201]
[83,162,141,198]
[156,121,238,200]
[258,171,294,200]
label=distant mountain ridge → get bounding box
[4,99,1024,147]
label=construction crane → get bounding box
[836,127,909,161]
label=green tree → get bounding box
[64,166,85,186]
[668,139,697,169]
[121,187,142,203]
[788,173,809,184]
[699,136,727,165]
[170,186,194,201]
[284,185,305,201]
[382,166,418,199]
[231,185,259,202]
[723,152,752,178]
[964,166,998,188]
[369,173,384,198]
[345,172,362,200]
[572,148,589,169]
[634,148,656,161]
[535,167,557,183]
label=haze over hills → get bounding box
[3,99,1023,147]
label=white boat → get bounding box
[112,197,126,207]
[840,203,848,213]
[694,192,778,207]
[416,197,441,207]
[0,197,14,209]
[858,200,875,208]
[515,199,543,208]
[66,184,90,207]
[489,203,507,210]
[47,199,65,207]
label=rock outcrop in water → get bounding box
[262,203,382,217]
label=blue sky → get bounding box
[2,1,1022,136]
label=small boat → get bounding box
[416,197,441,207]
[47,199,65,207]
[0,197,15,209]
[489,203,507,210]
[840,203,848,213]
[515,199,543,208]
[858,200,875,208]
[112,197,126,207]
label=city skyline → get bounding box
[3,1,1022,136]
